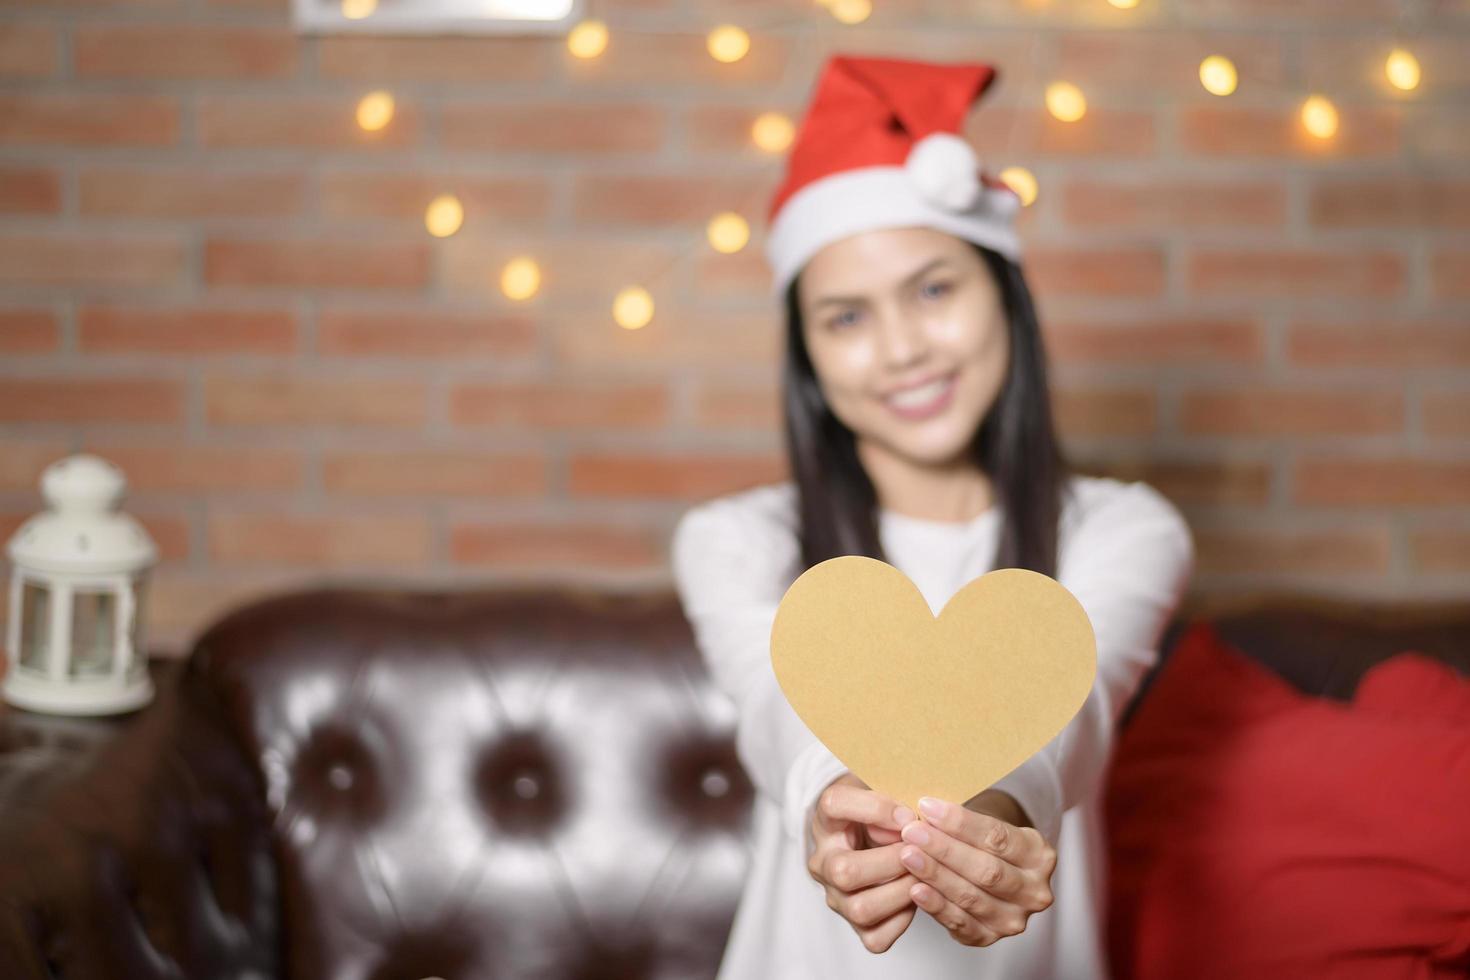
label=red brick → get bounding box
[693,246,775,299]
[0,379,185,424]
[685,104,804,158]
[568,452,786,500]
[1027,246,1167,299]
[550,308,779,371]
[449,379,671,430]
[204,375,428,429]
[73,25,298,79]
[1423,392,1470,437]
[1309,178,1470,229]
[318,35,551,82]
[1180,105,1402,159]
[440,103,666,154]
[1286,318,1470,369]
[79,168,307,218]
[0,94,178,147]
[1053,31,1286,91]
[1302,36,1470,98]
[0,309,59,354]
[318,171,551,225]
[1045,315,1264,366]
[0,167,60,213]
[0,439,72,490]
[1432,248,1470,299]
[572,173,774,227]
[439,236,681,303]
[198,96,420,150]
[1188,248,1405,298]
[205,237,430,290]
[1412,109,1470,162]
[1410,528,1470,572]
[1177,0,1399,23]
[208,511,431,566]
[73,442,304,492]
[562,31,789,88]
[0,234,186,288]
[967,107,1158,160]
[694,380,780,430]
[450,521,662,569]
[1195,526,1392,575]
[1180,387,1405,436]
[322,450,549,497]
[0,24,58,78]
[1054,387,1159,437]
[317,307,538,360]
[1061,179,1285,229]
[1294,456,1470,506]
[1080,457,1272,506]
[78,305,299,356]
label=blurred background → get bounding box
[0,0,1466,653]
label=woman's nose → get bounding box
[874,310,929,367]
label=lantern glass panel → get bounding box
[70,589,116,678]
[128,574,149,680]
[19,580,51,673]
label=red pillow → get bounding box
[1104,621,1470,980]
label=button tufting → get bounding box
[327,763,354,791]
[512,773,540,799]
[700,767,730,798]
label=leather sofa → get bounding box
[1,585,1466,980]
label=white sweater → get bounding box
[669,474,1194,980]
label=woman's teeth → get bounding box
[887,376,952,409]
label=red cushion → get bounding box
[1104,621,1470,980]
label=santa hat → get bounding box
[764,54,1023,300]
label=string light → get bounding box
[1385,48,1421,91]
[567,20,608,59]
[998,167,1039,207]
[500,257,541,301]
[707,212,750,253]
[1199,55,1238,96]
[707,25,750,63]
[424,194,464,238]
[613,286,655,330]
[340,0,375,19]
[1107,0,1140,8]
[355,91,395,132]
[1301,94,1339,139]
[752,111,795,153]
[829,0,873,24]
[1045,81,1087,122]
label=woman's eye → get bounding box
[921,281,952,300]
[828,310,860,329]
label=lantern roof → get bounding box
[6,454,157,575]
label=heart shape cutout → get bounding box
[771,556,1097,813]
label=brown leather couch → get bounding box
[1,585,1466,980]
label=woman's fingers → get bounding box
[817,781,916,836]
[898,819,1032,906]
[825,868,919,928]
[906,797,1056,910]
[908,880,1011,947]
[855,897,918,954]
[811,839,907,893]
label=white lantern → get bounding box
[4,454,158,715]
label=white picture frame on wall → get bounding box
[292,0,584,35]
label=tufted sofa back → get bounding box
[188,586,756,980]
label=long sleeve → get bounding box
[987,481,1195,848]
[670,498,851,851]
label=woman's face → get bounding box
[796,226,1010,469]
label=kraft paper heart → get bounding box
[770,556,1097,814]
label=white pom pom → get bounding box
[904,133,982,212]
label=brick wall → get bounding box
[1,0,1467,652]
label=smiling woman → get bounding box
[670,53,1195,980]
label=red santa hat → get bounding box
[764,54,1023,300]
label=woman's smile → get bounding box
[883,371,958,421]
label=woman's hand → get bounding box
[896,794,1057,947]
[806,772,920,953]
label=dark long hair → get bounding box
[781,240,1073,577]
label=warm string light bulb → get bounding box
[1107,0,1139,8]
[707,212,750,254]
[1199,55,1237,96]
[424,194,463,238]
[707,25,750,63]
[355,91,395,132]
[567,20,608,59]
[341,0,375,19]
[501,257,541,301]
[751,112,795,153]
[613,286,654,330]
[1301,94,1339,139]
[998,167,1039,207]
[1385,48,1421,91]
[829,0,872,23]
[1045,81,1087,122]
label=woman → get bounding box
[670,55,1194,979]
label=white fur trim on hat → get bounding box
[764,165,1022,300]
